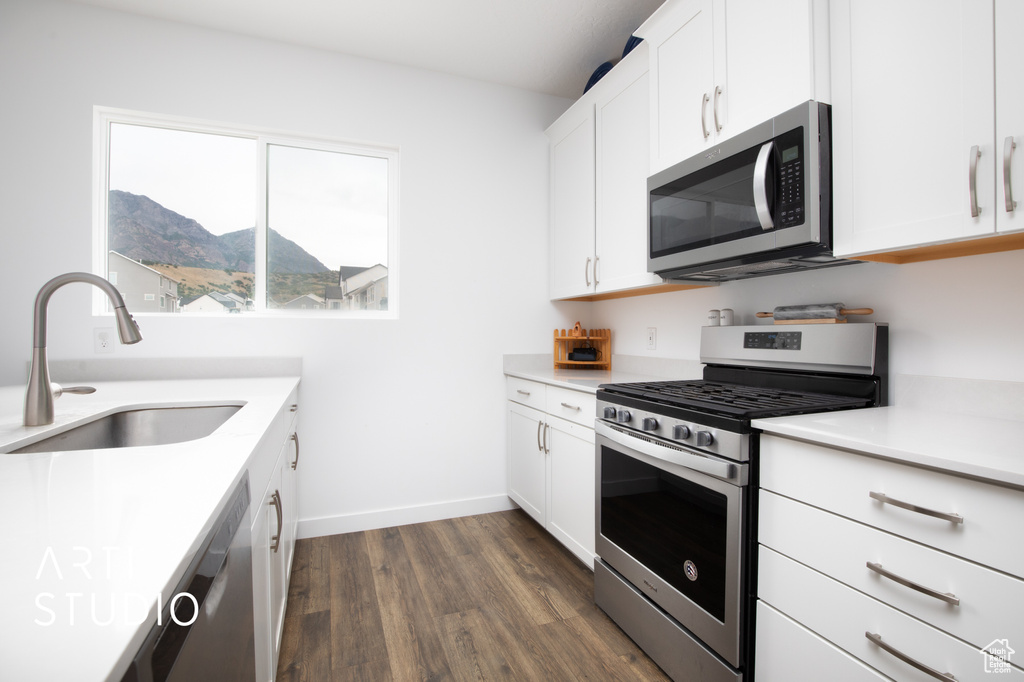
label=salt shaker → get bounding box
[720,308,734,326]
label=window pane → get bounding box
[266,144,389,311]
[107,123,257,313]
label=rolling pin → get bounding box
[756,303,874,322]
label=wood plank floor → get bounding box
[276,509,672,681]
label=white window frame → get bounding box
[92,106,400,318]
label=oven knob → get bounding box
[673,425,691,440]
[603,407,617,419]
[616,410,632,424]
[642,417,658,431]
[695,431,715,447]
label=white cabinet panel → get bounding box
[506,376,546,411]
[545,384,597,429]
[755,601,890,682]
[996,0,1024,234]
[507,401,547,525]
[549,107,596,299]
[546,416,596,567]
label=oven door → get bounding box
[595,420,748,668]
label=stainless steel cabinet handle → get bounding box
[865,632,957,681]
[713,86,723,132]
[290,432,300,470]
[560,402,581,411]
[594,255,600,285]
[290,403,298,412]
[969,145,982,218]
[869,491,964,524]
[1004,136,1017,213]
[753,141,775,230]
[543,423,550,454]
[270,490,283,553]
[701,92,710,139]
[517,389,531,396]
[866,561,960,605]
[536,420,544,452]
[585,257,591,287]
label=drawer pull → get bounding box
[866,562,960,606]
[560,402,581,411]
[869,491,964,524]
[865,632,957,681]
[517,390,531,396]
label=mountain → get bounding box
[108,190,329,274]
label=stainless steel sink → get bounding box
[8,404,243,453]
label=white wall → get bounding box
[0,0,584,536]
[593,249,1024,386]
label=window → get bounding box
[94,107,399,317]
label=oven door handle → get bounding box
[595,421,744,485]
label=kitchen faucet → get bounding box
[24,272,143,426]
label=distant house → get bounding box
[108,251,180,313]
[180,290,252,313]
[282,293,325,310]
[324,264,388,311]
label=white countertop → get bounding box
[503,353,703,393]
[0,376,300,681]
[753,407,1024,490]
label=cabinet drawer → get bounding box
[755,601,890,682]
[545,385,596,428]
[506,376,546,410]
[759,546,1024,681]
[760,435,1024,577]
[760,490,1024,652]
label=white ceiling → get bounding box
[65,0,665,99]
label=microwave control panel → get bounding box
[776,127,804,228]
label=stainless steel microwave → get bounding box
[648,100,855,282]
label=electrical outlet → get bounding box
[647,327,657,350]
[94,328,115,354]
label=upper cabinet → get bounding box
[548,43,700,300]
[831,0,1024,262]
[637,0,830,174]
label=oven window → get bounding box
[601,445,728,621]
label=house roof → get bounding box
[109,251,182,284]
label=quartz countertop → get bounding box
[753,406,1024,490]
[503,354,703,393]
[0,376,300,681]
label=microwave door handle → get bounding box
[754,141,775,230]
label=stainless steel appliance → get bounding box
[594,323,888,681]
[647,101,853,282]
[121,474,255,682]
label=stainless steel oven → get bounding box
[596,420,749,681]
[594,323,888,682]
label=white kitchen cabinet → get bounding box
[252,399,300,682]
[637,0,829,174]
[756,434,1024,680]
[831,0,1024,262]
[547,44,696,301]
[506,376,596,567]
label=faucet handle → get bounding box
[50,383,96,399]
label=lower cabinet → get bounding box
[252,399,300,682]
[756,434,1024,681]
[506,376,596,567]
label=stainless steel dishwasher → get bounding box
[121,474,256,682]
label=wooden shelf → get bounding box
[553,328,610,370]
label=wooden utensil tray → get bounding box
[553,328,611,370]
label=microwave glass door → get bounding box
[649,128,804,260]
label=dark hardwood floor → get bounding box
[276,509,671,681]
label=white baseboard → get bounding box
[296,493,517,539]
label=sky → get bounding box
[107,123,389,270]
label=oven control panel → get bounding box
[743,330,802,350]
[597,400,747,463]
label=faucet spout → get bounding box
[24,272,142,426]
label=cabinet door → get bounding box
[507,401,547,524]
[831,0,996,257]
[281,429,299,585]
[549,106,596,299]
[721,0,821,137]
[546,417,596,568]
[595,50,663,294]
[649,0,716,172]
[996,0,1024,234]
[267,462,287,665]
[251,486,275,682]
